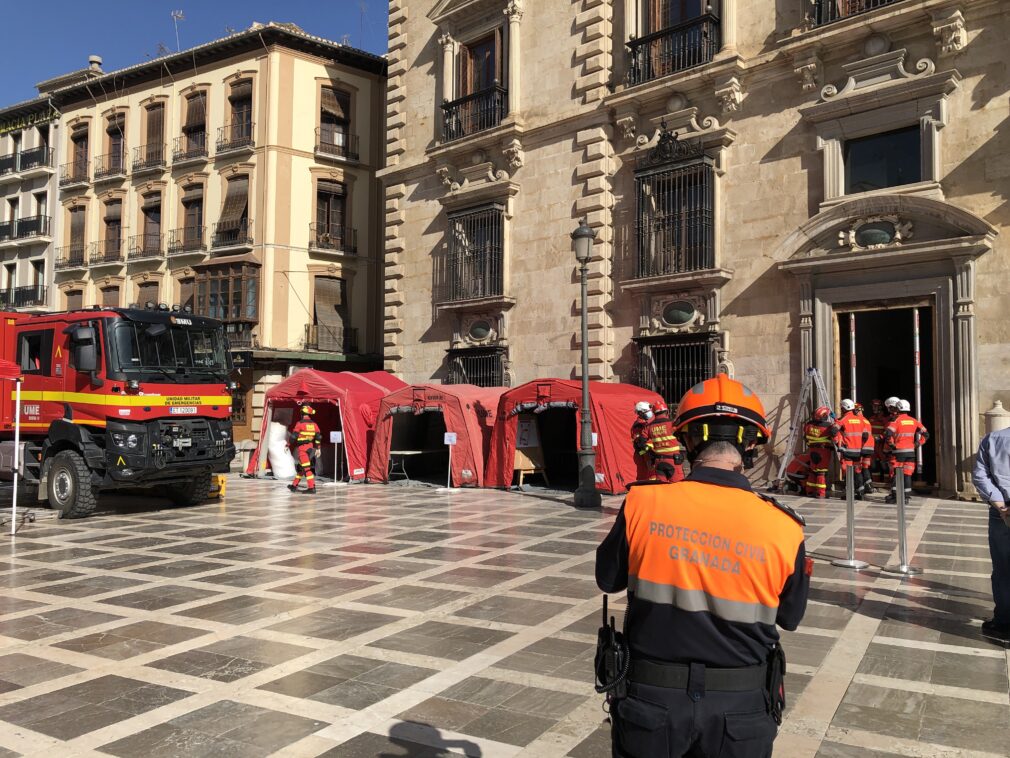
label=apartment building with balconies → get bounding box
[383,0,1007,498]
[52,22,386,440]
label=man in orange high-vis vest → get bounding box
[832,399,868,498]
[855,402,876,494]
[597,376,810,758]
[883,399,928,504]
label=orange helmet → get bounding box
[813,406,832,422]
[299,404,316,416]
[672,375,770,464]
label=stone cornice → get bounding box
[779,234,993,276]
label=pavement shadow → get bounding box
[382,721,482,757]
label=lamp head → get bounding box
[571,218,596,263]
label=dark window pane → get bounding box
[844,126,921,194]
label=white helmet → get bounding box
[884,396,900,410]
[840,399,855,412]
[898,399,911,412]
[634,401,652,414]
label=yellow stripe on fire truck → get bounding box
[12,391,232,406]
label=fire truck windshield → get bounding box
[110,321,230,380]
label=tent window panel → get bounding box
[637,337,712,408]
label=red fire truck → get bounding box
[0,306,237,518]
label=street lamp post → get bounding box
[572,219,602,509]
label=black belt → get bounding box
[629,660,766,691]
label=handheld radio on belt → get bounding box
[594,595,629,703]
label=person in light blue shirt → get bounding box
[971,428,1010,645]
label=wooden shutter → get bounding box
[69,207,85,245]
[458,45,472,97]
[494,26,503,84]
[66,290,83,310]
[321,87,350,120]
[229,80,253,101]
[219,176,249,225]
[137,281,159,307]
[104,201,121,221]
[179,278,194,311]
[101,286,119,307]
[314,277,346,350]
[143,195,161,237]
[73,132,88,166]
[184,93,206,128]
[146,104,164,144]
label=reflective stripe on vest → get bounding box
[804,422,833,446]
[836,413,865,454]
[645,419,681,456]
[623,481,803,628]
[885,415,926,451]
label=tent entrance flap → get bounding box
[533,408,579,490]
[389,411,449,485]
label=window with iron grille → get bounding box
[635,157,714,278]
[637,335,713,408]
[231,386,249,426]
[446,347,507,387]
[445,204,504,302]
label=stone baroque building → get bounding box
[381,0,1007,497]
[48,22,387,441]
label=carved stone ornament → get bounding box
[716,347,734,378]
[438,31,454,50]
[460,314,500,346]
[436,164,460,191]
[821,49,935,101]
[643,294,707,336]
[714,76,742,114]
[838,215,914,251]
[931,7,966,58]
[616,115,637,142]
[503,0,523,22]
[502,139,524,171]
[793,51,823,93]
[637,121,705,167]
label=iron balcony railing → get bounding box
[304,323,358,354]
[309,223,357,254]
[626,14,721,86]
[811,0,904,26]
[167,226,206,255]
[224,323,257,349]
[0,284,47,309]
[217,121,255,152]
[90,238,125,265]
[173,132,208,162]
[442,85,508,142]
[94,150,127,180]
[132,143,166,172]
[17,146,54,172]
[59,160,89,187]
[128,233,164,259]
[55,244,87,270]
[13,214,51,241]
[315,128,360,160]
[212,219,253,249]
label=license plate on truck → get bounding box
[169,407,197,415]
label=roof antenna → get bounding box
[171,10,185,51]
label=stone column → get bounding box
[953,256,979,493]
[623,0,638,40]
[504,1,523,116]
[798,275,814,374]
[439,32,455,104]
[719,0,737,54]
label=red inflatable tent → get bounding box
[366,384,505,487]
[484,379,664,494]
[244,370,406,482]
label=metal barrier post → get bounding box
[885,470,922,575]
[832,465,868,569]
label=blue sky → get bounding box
[0,0,389,106]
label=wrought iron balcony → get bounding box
[167,226,207,255]
[90,238,125,265]
[17,146,54,174]
[128,233,164,259]
[309,223,357,254]
[59,161,89,188]
[132,143,166,173]
[13,215,51,242]
[442,85,508,142]
[55,244,87,270]
[212,219,253,250]
[315,128,360,161]
[304,323,358,354]
[810,0,905,26]
[217,122,255,153]
[173,132,208,163]
[0,153,15,177]
[93,150,127,181]
[0,284,47,309]
[626,14,721,86]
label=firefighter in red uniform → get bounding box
[631,401,655,481]
[596,375,809,758]
[638,401,685,482]
[832,399,869,498]
[854,402,875,494]
[804,406,835,499]
[784,452,812,494]
[288,405,321,494]
[883,398,928,504]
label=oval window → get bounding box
[662,301,695,326]
[468,320,492,340]
[854,221,896,248]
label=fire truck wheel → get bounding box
[167,473,212,507]
[48,451,98,519]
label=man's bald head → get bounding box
[694,441,743,471]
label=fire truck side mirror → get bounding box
[67,326,98,373]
